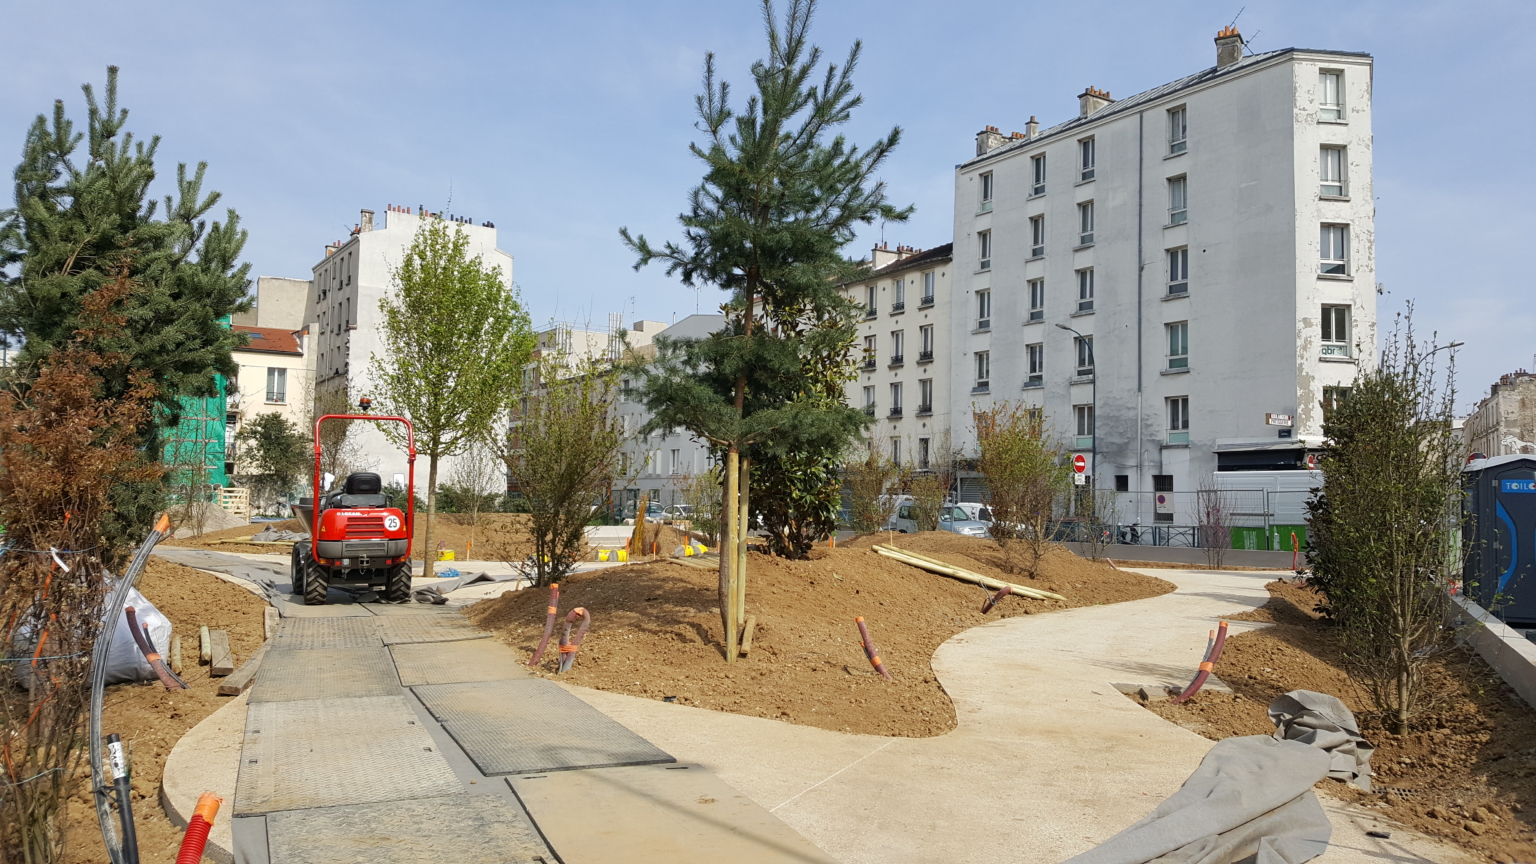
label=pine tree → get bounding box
[620,0,910,659]
[0,67,252,552]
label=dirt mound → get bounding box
[1142,580,1536,861]
[466,534,1173,738]
[62,558,267,863]
[165,513,547,563]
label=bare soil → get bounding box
[1141,580,1536,862]
[467,533,1173,738]
[61,557,267,863]
[164,513,546,562]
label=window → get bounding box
[1320,224,1349,275]
[1075,335,1094,376]
[978,231,992,270]
[670,449,681,475]
[1026,343,1044,385]
[1153,474,1174,522]
[918,437,931,470]
[1078,201,1095,246]
[1029,216,1046,258]
[1079,138,1096,182]
[890,382,903,416]
[862,385,875,416]
[1167,396,1189,445]
[1031,154,1046,195]
[976,290,991,330]
[919,324,934,361]
[890,330,904,364]
[1322,386,1351,420]
[1167,247,1189,295]
[1321,305,1350,357]
[974,351,990,391]
[893,278,905,311]
[1114,475,1130,492]
[918,378,933,414]
[1166,321,1189,369]
[1320,147,1346,197]
[864,285,877,317]
[1319,71,1343,121]
[1076,268,1095,312]
[979,172,994,212]
[921,271,935,306]
[1168,106,1187,155]
[862,335,877,369]
[1168,176,1187,225]
[1028,279,1045,321]
[1074,405,1095,449]
[266,367,287,403]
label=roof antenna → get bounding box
[1243,30,1261,55]
[1227,6,1244,29]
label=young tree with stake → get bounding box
[368,218,534,577]
[620,0,910,661]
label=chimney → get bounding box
[1025,115,1039,138]
[975,125,1004,157]
[360,209,374,232]
[871,242,899,270]
[1215,26,1244,69]
[1078,87,1113,117]
[325,243,339,257]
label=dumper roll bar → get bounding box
[313,414,417,541]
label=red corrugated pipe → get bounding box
[1171,620,1228,704]
[556,607,591,674]
[175,792,222,864]
[980,586,1012,614]
[855,617,893,680]
[528,583,560,666]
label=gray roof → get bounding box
[964,47,1371,169]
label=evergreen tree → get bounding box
[0,67,252,551]
[620,0,910,658]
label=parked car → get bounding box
[952,502,994,524]
[885,500,991,538]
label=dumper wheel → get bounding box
[303,552,329,606]
[290,543,306,597]
[384,562,413,603]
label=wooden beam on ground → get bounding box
[208,629,234,676]
[218,642,269,696]
[199,625,211,664]
[170,635,183,674]
[740,615,756,657]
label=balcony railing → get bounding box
[891,301,905,313]
[916,403,933,416]
[861,357,877,371]
[919,294,935,308]
[862,404,876,417]
[888,406,903,418]
[889,354,904,366]
[863,306,877,319]
[917,350,933,363]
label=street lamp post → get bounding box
[1056,322,1096,484]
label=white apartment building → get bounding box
[950,29,1375,523]
[226,276,319,479]
[307,205,515,483]
[840,243,955,472]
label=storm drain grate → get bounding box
[265,795,553,863]
[249,647,401,703]
[413,679,673,776]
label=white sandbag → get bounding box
[106,587,174,684]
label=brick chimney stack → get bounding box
[1215,25,1244,69]
[975,125,1004,157]
[1078,87,1113,117]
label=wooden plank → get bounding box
[264,607,279,640]
[212,538,295,546]
[209,629,234,676]
[199,624,211,664]
[740,615,757,657]
[170,635,183,674]
[218,641,269,696]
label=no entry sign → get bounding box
[1072,454,1087,474]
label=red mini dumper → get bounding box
[290,406,416,605]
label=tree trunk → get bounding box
[722,448,739,661]
[422,455,438,579]
[736,458,750,627]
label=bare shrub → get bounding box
[1196,480,1232,569]
[975,402,1070,576]
[843,443,900,534]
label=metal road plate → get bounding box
[390,639,529,687]
[265,795,553,864]
[249,648,401,703]
[413,679,674,776]
[377,613,482,645]
[271,617,381,649]
[234,695,460,815]
[364,602,461,617]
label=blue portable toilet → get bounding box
[1462,454,1536,625]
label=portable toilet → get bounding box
[1462,454,1536,625]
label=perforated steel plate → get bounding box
[265,795,553,864]
[413,679,673,776]
[235,695,460,815]
[378,613,482,645]
[364,603,461,617]
[390,639,529,687]
[271,617,381,649]
[249,648,401,703]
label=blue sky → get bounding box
[1,0,1529,411]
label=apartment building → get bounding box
[841,242,955,471]
[1466,370,1536,458]
[950,28,1374,521]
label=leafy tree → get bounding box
[497,355,625,586]
[620,0,909,658]
[368,218,534,576]
[234,413,310,513]
[0,67,252,553]
[1305,312,1462,734]
[975,403,1070,576]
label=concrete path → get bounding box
[159,551,833,864]
[561,567,1475,864]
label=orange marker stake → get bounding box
[528,583,561,666]
[855,617,893,680]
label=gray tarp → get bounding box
[1268,690,1373,791]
